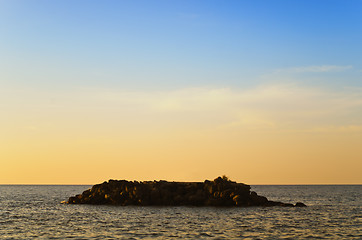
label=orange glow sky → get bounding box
[1,1,362,184]
[1,86,361,184]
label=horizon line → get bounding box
[1,183,361,186]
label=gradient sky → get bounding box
[1,0,362,184]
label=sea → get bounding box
[0,185,360,239]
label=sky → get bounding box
[1,0,361,184]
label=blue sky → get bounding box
[1,0,361,89]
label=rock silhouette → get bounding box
[65,176,306,207]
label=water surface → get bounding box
[0,185,360,239]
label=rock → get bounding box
[295,202,307,207]
[64,176,306,207]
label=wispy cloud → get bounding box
[275,65,353,74]
[77,84,362,132]
[307,125,362,133]
[2,84,362,134]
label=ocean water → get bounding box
[0,185,360,239]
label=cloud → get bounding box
[275,65,353,74]
[2,84,362,134]
[77,84,362,132]
[307,125,362,133]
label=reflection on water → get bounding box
[0,185,361,239]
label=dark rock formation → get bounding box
[295,202,307,207]
[65,176,306,207]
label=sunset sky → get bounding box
[1,0,361,184]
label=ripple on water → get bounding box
[0,185,361,239]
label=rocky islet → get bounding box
[65,176,306,207]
